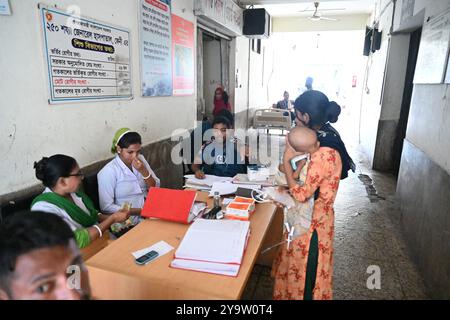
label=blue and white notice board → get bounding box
[39,4,132,103]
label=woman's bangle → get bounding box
[93,225,102,238]
[142,171,152,180]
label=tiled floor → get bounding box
[242,144,429,300]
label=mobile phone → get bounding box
[135,250,159,265]
[290,154,309,171]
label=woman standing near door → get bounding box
[212,86,232,116]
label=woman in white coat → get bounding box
[97,128,160,220]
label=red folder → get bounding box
[141,188,197,224]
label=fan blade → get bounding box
[299,8,346,12]
[320,16,338,21]
[298,5,313,12]
[320,8,345,11]
[308,16,321,21]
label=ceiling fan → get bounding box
[306,2,340,21]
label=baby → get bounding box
[275,126,320,185]
[273,127,320,238]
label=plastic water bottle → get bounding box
[213,191,221,208]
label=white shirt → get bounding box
[97,154,160,214]
[31,188,91,232]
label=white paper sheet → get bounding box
[209,182,261,197]
[208,181,238,196]
[132,240,174,260]
[171,259,240,276]
[263,187,296,209]
[184,174,233,187]
[174,219,250,264]
[232,173,273,186]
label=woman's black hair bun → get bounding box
[34,157,49,181]
[327,101,341,123]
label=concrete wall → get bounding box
[0,0,197,198]
[359,0,394,166]
[232,35,275,131]
[371,0,450,173]
[397,138,450,299]
[355,0,450,297]
[248,39,274,111]
[395,0,450,298]
[362,0,450,172]
[405,85,450,173]
[233,36,251,130]
[372,32,410,171]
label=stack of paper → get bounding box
[232,174,273,187]
[170,219,250,276]
[247,166,270,182]
[208,182,261,197]
[184,174,233,190]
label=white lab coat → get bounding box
[97,154,160,214]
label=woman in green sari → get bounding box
[31,154,130,248]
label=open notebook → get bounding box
[170,219,250,277]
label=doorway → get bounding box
[393,27,422,176]
[196,27,231,122]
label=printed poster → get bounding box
[40,5,132,103]
[172,14,194,96]
[140,0,173,97]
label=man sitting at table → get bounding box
[0,211,91,300]
[190,116,248,178]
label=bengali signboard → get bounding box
[140,0,173,97]
[194,0,243,36]
[40,5,132,103]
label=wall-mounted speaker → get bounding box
[243,8,270,39]
[363,26,382,56]
[372,28,382,52]
[363,26,372,56]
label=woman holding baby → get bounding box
[272,90,355,300]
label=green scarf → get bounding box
[31,191,98,227]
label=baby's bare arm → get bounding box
[293,159,307,177]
